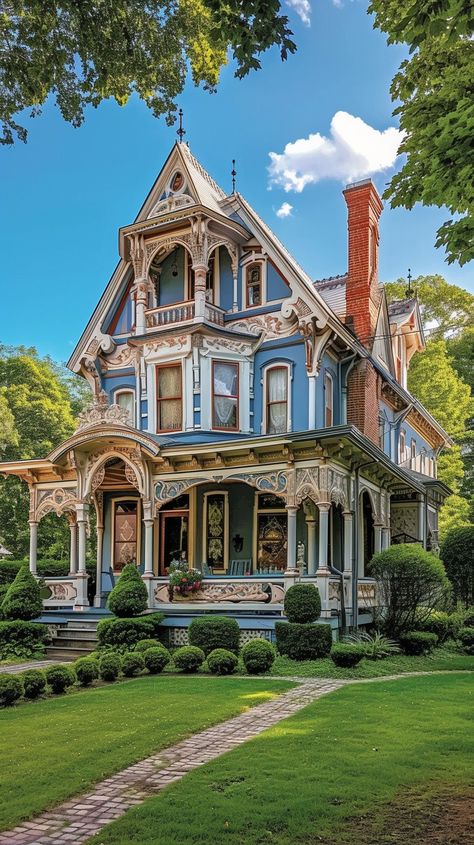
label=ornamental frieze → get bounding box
[35,487,78,521]
[76,392,132,432]
[228,471,287,497]
[154,580,284,605]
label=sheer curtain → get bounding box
[267,368,287,434]
[158,365,182,430]
[116,391,134,425]
[213,363,238,428]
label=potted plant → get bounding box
[168,560,203,601]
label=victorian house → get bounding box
[0,141,451,638]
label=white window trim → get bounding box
[241,254,267,309]
[147,358,191,434]
[201,354,250,433]
[114,388,136,428]
[202,491,229,572]
[261,362,292,435]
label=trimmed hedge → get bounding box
[458,626,474,655]
[0,620,49,661]
[96,613,164,651]
[0,674,23,706]
[143,646,171,674]
[415,610,461,643]
[188,616,240,656]
[399,630,438,656]
[330,643,366,668]
[275,621,333,660]
[207,648,239,676]
[74,657,99,686]
[173,646,205,673]
[107,564,148,617]
[284,584,321,623]
[134,638,160,653]
[45,664,76,694]
[241,639,275,674]
[121,652,145,677]
[1,565,42,621]
[22,669,47,699]
[98,652,121,682]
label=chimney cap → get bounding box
[344,177,374,191]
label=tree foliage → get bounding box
[369,0,474,265]
[0,0,296,145]
[384,275,474,337]
[440,524,474,607]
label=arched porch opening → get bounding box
[360,490,375,575]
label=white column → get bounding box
[75,503,89,610]
[306,517,317,575]
[77,516,87,574]
[135,278,148,334]
[232,272,238,312]
[93,524,104,608]
[29,522,38,575]
[343,512,353,573]
[69,521,78,576]
[285,506,298,572]
[317,502,331,571]
[417,500,425,546]
[193,266,207,319]
[144,519,154,575]
[382,527,390,550]
[374,524,382,554]
[308,375,316,430]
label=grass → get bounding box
[0,674,292,831]
[269,644,474,679]
[87,673,474,845]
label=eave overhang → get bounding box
[48,425,160,464]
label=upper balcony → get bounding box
[145,300,225,331]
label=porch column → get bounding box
[374,524,383,555]
[135,278,148,334]
[75,503,89,610]
[342,511,353,573]
[285,506,298,572]
[69,520,78,576]
[317,502,331,571]
[142,501,155,607]
[308,375,316,430]
[306,516,317,575]
[382,527,390,550]
[28,521,38,575]
[94,524,104,608]
[417,499,425,547]
[193,265,207,319]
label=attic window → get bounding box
[246,263,262,307]
[170,171,185,193]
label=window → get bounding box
[420,449,426,474]
[212,361,239,430]
[411,438,416,469]
[399,429,406,464]
[156,364,182,432]
[115,390,135,425]
[324,372,334,427]
[266,367,288,434]
[246,263,262,307]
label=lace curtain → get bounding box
[213,363,238,428]
[158,365,182,430]
[267,368,287,434]
[116,391,134,424]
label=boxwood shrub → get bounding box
[97,613,164,651]
[399,630,438,655]
[134,638,160,653]
[188,616,240,655]
[107,564,148,617]
[458,626,474,655]
[275,621,332,660]
[45,664,76,694]
[0,674,23,706]
[173,645,205,673]
[143,646,171,674]
[1,565,43,621]
[242,638,275,674]
[22,669,47,699]
[330,643,366,668]
[284,583,321,623]
[74,657,99,686]
[207,648,239,676]
[98,652,122,682]
[121,652,145,677]
[0,620,49,661]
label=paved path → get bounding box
[0,661,66,675]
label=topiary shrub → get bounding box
[0,620,49,661]
[369,544,450,636]
[188,616,240,656]
[275,621,332,660]
[22,669,47,699]
[207,648,239,676]
[121,652,145,677]
[45,664,76,694]
[1,565,43,621]
[98,652,121,682]
[134,638,160,653]
[440,525,474,608]
[242,638,275,674]
[458,626,474,655]
[330,643,366,668]
[173,645,205,673]
[143,646,171,674]
[107,564,148,617]
[284,584,321,623]
[0,674,23,706]
[399,630,438,656]
[74,657,99,686]
[96,614,164,652]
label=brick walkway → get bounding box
[0,678,345,845]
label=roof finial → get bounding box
[231,159,237,193]
[405,268,413,298]
[177,108,186,143]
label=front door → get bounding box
[113,500,139,571]
[160,510,189,574]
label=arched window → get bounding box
[246,263,262,307]
[324,372,334,427]
[420,449,427,474]
[399,429,406,464]
[411,438,416,469]
[114,389,135,426]
[265,366,289,434]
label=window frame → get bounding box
[399,429,406,464]
[155,362,183,433]
[212,359,239,431]
[114,389,136,426]
[245,261,263,308]
[324,371,334,427]
[264,365,289,435]
[410,438,417,469]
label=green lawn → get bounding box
[269,644,474,679]
[0,675,292,831]
[88,673,474,845]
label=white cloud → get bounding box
[276,202,294,219]
[286,0,311,26]
[268,111,404,192]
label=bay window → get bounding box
[156,363,182,432]
[212,361,239,430]
[266,366,288,434]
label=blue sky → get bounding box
[1,0,472,363]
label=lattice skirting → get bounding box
[168,627,275,647]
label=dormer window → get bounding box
[246,263,262,307]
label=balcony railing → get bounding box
[204,302,225,326]
[145,300,225,330]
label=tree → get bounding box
[440,525,474,608]
[0,1,296,145]
[0,390,17,455]
[385,275,474,337]
[369,0,474,265]
[448,328,474,514]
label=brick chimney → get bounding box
[343,179,383,348]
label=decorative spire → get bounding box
[405,268,413,298]
[231,159,237,193]
[177,108,186,143]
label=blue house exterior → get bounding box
[0,142,451,638]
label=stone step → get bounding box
[45,645,95,660]
[56,628,98,642]
[53,636,97,649]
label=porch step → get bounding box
[46,619,98,661]
[45,646,95,660]
[55,628,98,642]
